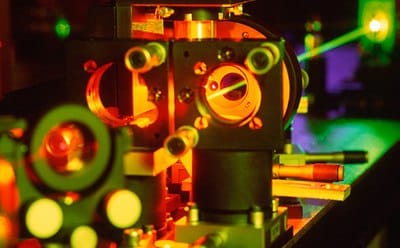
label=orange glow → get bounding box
[0,159,15,185]
[130,72,158,128]
[194,116,209,130]
[86,62,132,127]
[8,127,24,139]
[168,59,176,134]
[173,20,216,40]
[282,64,289,118]
[216,21,294,126]
[0,158,19,214]
[86,61,158,128]
[45,127,80,157]
[0,215,12,242]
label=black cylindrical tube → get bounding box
[192,150,272,224]
[125,170,166,237]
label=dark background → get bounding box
[0,0,399,118]
[2,0,360,91]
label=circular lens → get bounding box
[200,63,261,126]
[166,136,187,156]
[251,50,269,70]
[124,42,166,73]
[129,50,147,70]
[45,126,81,158]
[46,131,70,156]
[30,104,111,192]
[125,47,151,73]
[43,123,95,175]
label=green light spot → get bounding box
[358,0,396,54]
[207,80,246,101]
[55,18,71,39]
[312,21,322,32]
[305,20,322,33]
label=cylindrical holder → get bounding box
[125,170,167,238]
[192,150,273,224]
[124,42,166,73]
[305,151,368,164]
[272,163,344,182]
[164,125,199,157]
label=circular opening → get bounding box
[250,51,269,71]
[30,104,111,192]
[201,63,262,126]
[128,50,147,70]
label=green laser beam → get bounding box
[297,27,368,62]
[207,80,246,100]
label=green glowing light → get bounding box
[206,80,246,100]
[305,20,322,32]
[358,0,396,54]
[298,27,367,62]
[55,18,71,39]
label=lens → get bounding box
[220,73,247,101]
[251,51,269,70]
[201,63,261,126]
[45,127,81,158]
[245,43,280,75]
[166,137,187,156]
[30,104,111,192]
[124,42,166,73]
[43,123,95,175]
[128,50,147,70]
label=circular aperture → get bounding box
[200,63,262,126]
[30,105,111,192]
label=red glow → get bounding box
[83,59,97,73]
[16,238,42,248]
[45,127,81,158]
[43,125,85,174]
[0,159,14,185]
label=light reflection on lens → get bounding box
[43,124,96,174]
